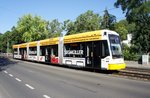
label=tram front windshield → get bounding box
[109,34,123,58]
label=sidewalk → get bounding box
[125,61,150,70]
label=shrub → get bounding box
[122,45,139,61]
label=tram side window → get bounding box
[14,49,18,55]
[29,47,37,55]
[20,48,24,55]
[51,45,58,57]
[19,49,21,55]
[101,40,110,58]
[40,46,46,56]
[64,43,85,58]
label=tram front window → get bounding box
[109,34,123,58]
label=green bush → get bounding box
[122,45,139,61]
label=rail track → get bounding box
[113,67,150,81]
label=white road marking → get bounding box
[15,78,22,82]
[43,95,51,98]
[9,74,13,77]
[25,84,35,90]
[4,71,8,74]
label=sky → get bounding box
[0,0,125,33]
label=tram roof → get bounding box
[19,43,27,48]
[12,30,118,48]
[40,37,59,46]
[29,41,37,47]
[13,45,19,49]
[64,30,102,44]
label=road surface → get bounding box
[0,59,150,98]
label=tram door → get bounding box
[93,41,101,68]
[86,42,101,68]
[23,49,27,59]
[45,46,51,62]
[86,42,93,68]
[20,49,24,59]
[20,48,26,60]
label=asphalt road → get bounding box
[0,59,150,98]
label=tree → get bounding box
[0,31,12,52]
[47,19,63,38]
[75,10,102,33]
[0,27,23,53]
[16,14,48,42]
[66,10,102,35]
[101,9,116,30]
[114,19,135,40]
[115,0,150,54]
[0,34,3,52]
[10,26,24,44]
[63,20,77,35]
[115,23,128,40]
[131,17,150,54]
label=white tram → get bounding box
[13,30,126,70]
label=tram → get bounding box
[13,30,126,70]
